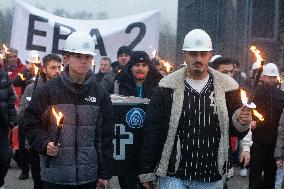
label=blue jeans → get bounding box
[275,166,284,189]
[159,176,223,189]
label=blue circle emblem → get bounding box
[126,108,145,128]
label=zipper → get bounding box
[75,92,79,184]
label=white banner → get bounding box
[10,1,160,72]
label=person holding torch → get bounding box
[248,63,284,189]
[24,31,114,189]
[139,29,251,189]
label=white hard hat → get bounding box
[210,55,222,62]
[26,50,40,63]
[182,29,213,51]
[262,63,279,76]
[63,31,96,56]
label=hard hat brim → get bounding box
[63,49,97,56]
[182,47,213,52]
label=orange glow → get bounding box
[250,46,264,69]
[160,59,172,73]
[52,107,63,126]
[18,73,26,81]
[152,50,157,59]
[3,44,9,54]
[252,110,264,122]
[277,76,281,83]
[240,89,248,104]
[33,64,39,76]
[0,53,4,59]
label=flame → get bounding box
[250,46,264,69]
[277,76,281,83]
[61,65,64,72]
[18,73,26,81]
[0,53,4,59]
[240,89,248,104]
[52,107,63,126]
[152,50,157,59]
[3,44,9,54]
[160,59,172,73]
[92,60,95,66]
[33,64,39,75]
[252,110,264,121]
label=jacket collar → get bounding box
[61,65,94,94]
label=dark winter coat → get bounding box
[0,70,17,128]
[139,66,250,183]
[117,68,162,99]
[252,85,284,145]
[24,67,114,185]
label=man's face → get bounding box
[218,64,234,77]
[7,52,18,66]
[99,59,111,74]
[131,62,149,81]
[64,53,93,75]
[233,64,240,75]
[261,75,278,87]
[183,51,212,77]
[43,60,62,80]
[117,53,130,66]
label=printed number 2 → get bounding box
[125,22,146,50]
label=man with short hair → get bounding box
[249,63,284,189]
[24,31,114,189]
[101,46,131,93]
[95,57,112,82]
[139,29,251,189]
[18,53,62,189]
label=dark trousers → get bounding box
[118,175,145,189]
[249,143,277,189]
[44,181,96,189]
[0,126,12,187]
[30,148,43,189]
[18,124,30,173]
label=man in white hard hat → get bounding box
[14,50,41,181]
[248,63,284,188]
[139,29,252,189]
[24,31,114,189]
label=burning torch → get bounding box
[45,107,64,168]
[247,46,265,104]
[241,89,264,124]
[31,57,41,94]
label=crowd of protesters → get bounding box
[1,29,284,189]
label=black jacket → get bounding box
[24,67,114,184]
[117,68,162,99]
[0,71,17,127]
[252,85,284,144]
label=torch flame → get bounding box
[252,110,264,121]
[250,46,264,69]
[61,65,64,72]
[277,76,281,83]
[160,59,172,73]
[18,73,26,81]
[240,89,248,104]
[152,50,157,59]
[0,53,4,59]
[52,107,63,126]
[3,44,9,54]
[33,64,39,75]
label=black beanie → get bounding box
[128,51,150,68]
[117,46,131,57]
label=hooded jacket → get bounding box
[24,67,114,185]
